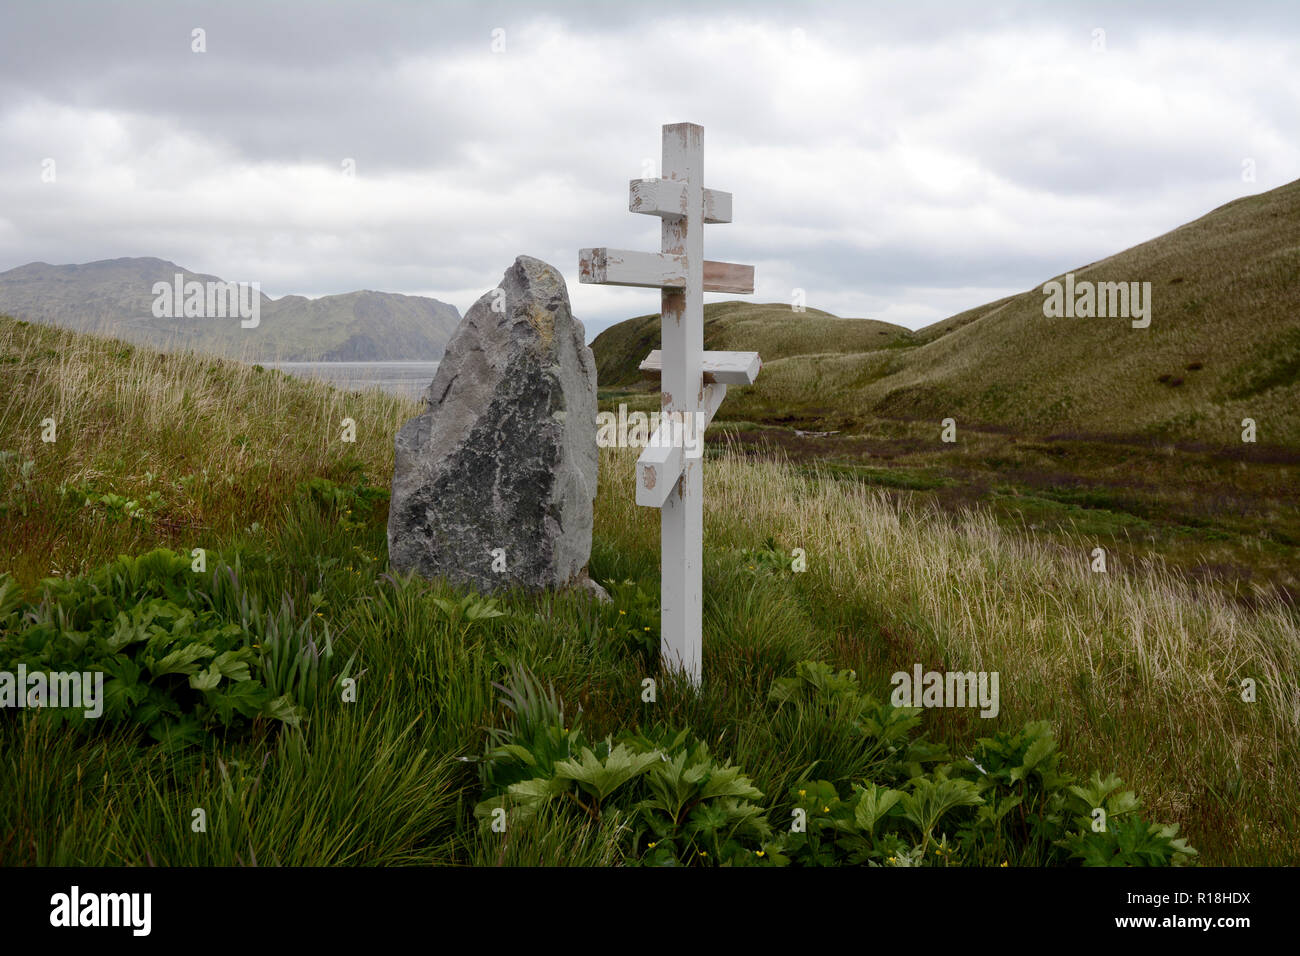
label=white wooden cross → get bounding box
[579,122,760,686]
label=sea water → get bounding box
[263,361,439,399]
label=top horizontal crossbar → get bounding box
[628,179,733,223]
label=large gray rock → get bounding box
[387,256,598,594]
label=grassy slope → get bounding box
[0,315,412,587]
[852,179,1300,441]
[597,179,1300,446]
[1,316,1297,865]
[592,301,913,386]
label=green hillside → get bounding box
[592,301,912,386]
[595,179,1300,446]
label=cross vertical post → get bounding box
[579,123,760,687]
[659,123,704,681]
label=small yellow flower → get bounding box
[756,850,765,858]
[888,856,897,863]
[698,851,707,857]
[1000,861,1009,868]
[643,627,650,631]
[618,610,626,615]
[648,842,657,849]
[798,789,806,798]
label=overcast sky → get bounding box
[2,0,1296,339]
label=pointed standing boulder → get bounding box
[388,256,599,594]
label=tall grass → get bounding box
[608,443,1300,862]
[0,316,410,586]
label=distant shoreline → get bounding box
[263,360,441,366]
[264,360,439,398]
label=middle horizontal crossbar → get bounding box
[578,248,755,293]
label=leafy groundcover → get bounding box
[471,662,1197,867]
[0,548,354,751]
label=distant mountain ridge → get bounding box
[0,257,461,361]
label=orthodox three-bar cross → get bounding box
[579,122,760,686]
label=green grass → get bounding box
[1,315,1297,865]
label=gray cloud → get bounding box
[1,0,1296,340]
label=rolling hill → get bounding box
[593,178,1300,446]
[592,301,913,385]
[0,257,461,361]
